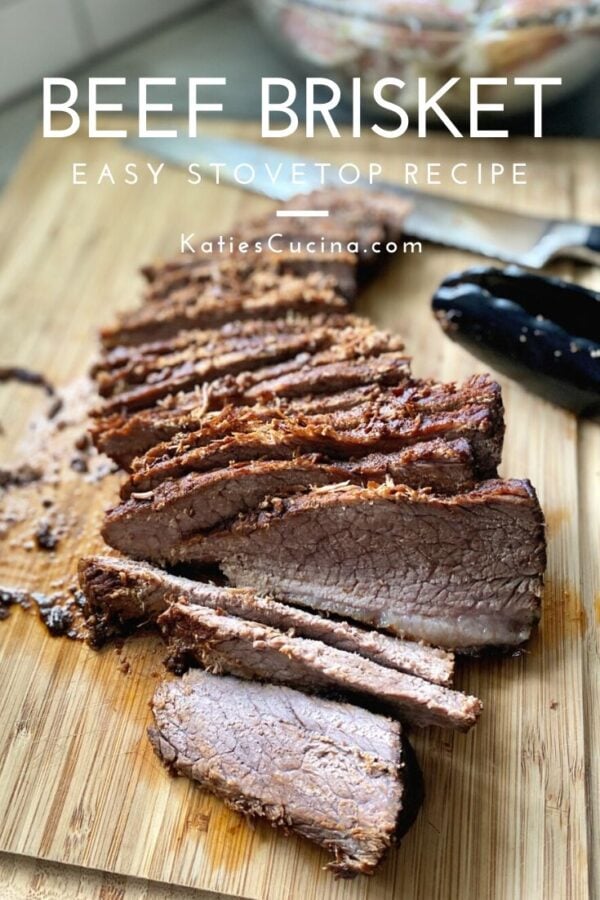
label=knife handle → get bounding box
[585,226,600,255]
[559,224,600,266]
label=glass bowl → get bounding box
[248,0,600,115]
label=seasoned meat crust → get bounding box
[101,269,349,348]
[120,373,502,493]
[102,445,478,559]
[95,316,404,412]
[90,353,412,467]
[94,314,398,385]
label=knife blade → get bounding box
[124,135,600,268]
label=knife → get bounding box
[124,135,600,269]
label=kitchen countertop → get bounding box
[1,0,600,191]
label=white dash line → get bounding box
[276,210,329,218]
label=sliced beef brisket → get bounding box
[129,373,495,466]
[90,354,412,467]
[78,555,455,686]
[93,313,379,394]
[144,250,359,303]
[89,382,377,470]
[101,270,349,349]
[95,320,406,414]
[148,670,423,877]
[225,351,411,401]
[124,435,476,500]
[153,480,545,651]
[122,373,502,494]
[103,444,479,558]
[159,602,481,730]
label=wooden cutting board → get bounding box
[0,122,597,900]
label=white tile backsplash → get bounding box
[0,0,90,103]
[82,0,204,51]
[0,0,208,105]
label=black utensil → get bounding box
[432,266,600,416]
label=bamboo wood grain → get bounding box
[0,851,227,900]
[0,123,597,900]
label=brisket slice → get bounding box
[78,555,454,685]
[133,370,500,461]
[103,445,478,559]
[140,249,354,289]
[90,382,382,471]
[101,270,348,349]
[130,373,493,470]
[168,480,546,651]
[93,313,373,386]
[90,355,412,468]
[122,374,502,496]
[96,334,319,408]
[144,250,359,303]
[159,603,480,730]
[123,436,476,502]
[95,323,406,414]
[148,670,423,877]
[217,352,410,402]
